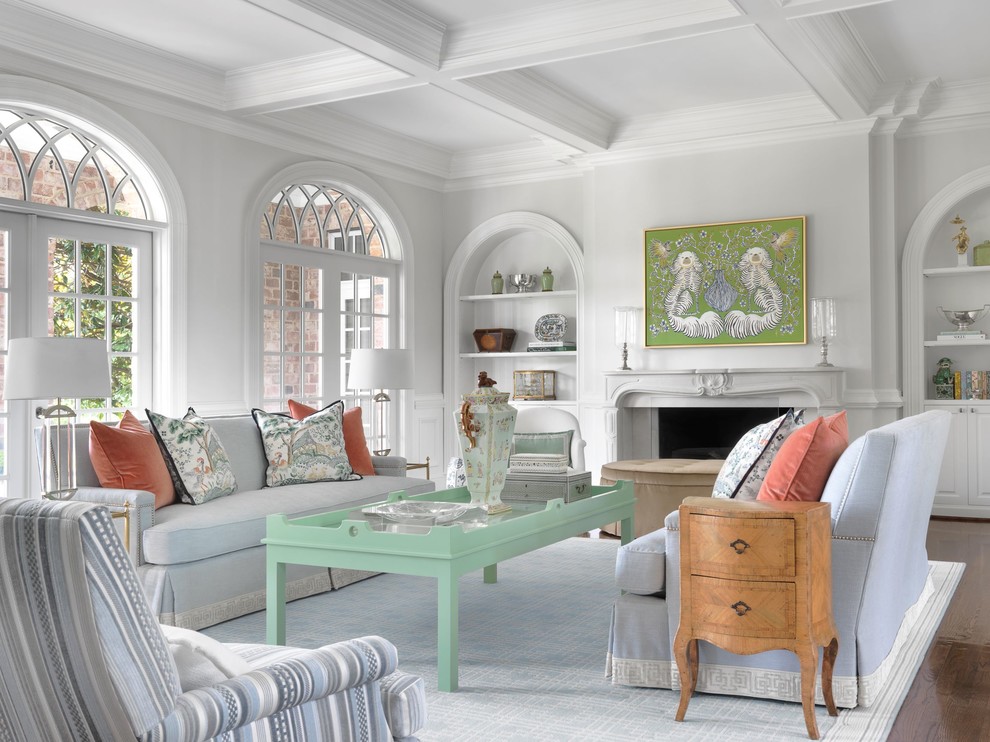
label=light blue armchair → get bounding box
[606,410,952,709]
[0,498,427,741]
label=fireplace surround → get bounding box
[602,368,845,462]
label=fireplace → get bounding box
[601,368,845,465]
[657,406,783,459]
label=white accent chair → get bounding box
[514,407,587,470]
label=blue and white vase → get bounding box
[454,372,516,513]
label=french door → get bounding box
[0,209,153,497]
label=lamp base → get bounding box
[373,448,391,457]
[38,399,78,500]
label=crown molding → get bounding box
[225,49,415,113]
[0,1,223,108]
[871,78,939,119]
[613,93,834,147]
[443,0,738,73]
[457,69,613,153]
[895,79,990,138]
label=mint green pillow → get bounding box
[511,431,573,465]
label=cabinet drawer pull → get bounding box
[731,601,752,617]
[729,538,750,554]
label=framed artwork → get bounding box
[644,216,807,348]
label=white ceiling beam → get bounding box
[452,70,614,153]
[733,0,887,120]
[224,49,420,114]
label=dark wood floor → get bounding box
[887,518,990,741]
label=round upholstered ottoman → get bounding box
[600,458,724,538]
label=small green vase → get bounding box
[491,271,504,294]
[541,267,554,291]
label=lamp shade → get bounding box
[614,306,640,347]
[810,298,837,340]
[347,348,414,391]
[4,337,112,401]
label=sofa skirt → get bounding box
[606,570,940,710]
[140,544,376,630]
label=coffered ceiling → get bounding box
[0,0,986,188]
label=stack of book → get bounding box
[527,340,576,352]
[508,453,569,474]
[937,329,986,342]
[951,370,990,400]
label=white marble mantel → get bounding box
[604,367,845,409]
[601,367,846,461]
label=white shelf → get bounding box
[923,265,990,277]
[459,290,577,302]
[924,339,990,346]
[460,351,577,358]
[924,398,990,406]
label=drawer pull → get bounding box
[729,538,750,554]
[731,601,752,617]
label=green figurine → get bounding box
[933,357,954,400]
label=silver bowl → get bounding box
[507,273,538,293]
[938,304,990,331]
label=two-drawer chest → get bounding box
[673,497,839,740]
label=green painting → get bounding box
[644,216,807,348]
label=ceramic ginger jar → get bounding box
[454,371,515,513]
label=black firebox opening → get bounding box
[657,407,785,460]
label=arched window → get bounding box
[257,179,403,455]
[0,103,167,497]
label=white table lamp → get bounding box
[4,337,112,499]
[347,348,414,455]
[614,307,640,371]
[810,297,837,367]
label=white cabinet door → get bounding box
[970,407,990,508]
[927,403,971,512]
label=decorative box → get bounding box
[501,470,592,503]
[513,369,556,400]
[472,328,516,352]
[509,453,569,474]
[975,240,990,267]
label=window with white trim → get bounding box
[258,183,400,453]
[0,106,160,497]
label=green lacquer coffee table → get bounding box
[264,481,635,691]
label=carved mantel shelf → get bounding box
[603,367,845,411]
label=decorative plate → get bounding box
[534,313,567,342]
[363,501,471,525]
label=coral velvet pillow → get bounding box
[89,410,176,509]
[757,410,849,502]
[288,400,376,476]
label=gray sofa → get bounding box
[67,414,436,630]
[606,410,952,709]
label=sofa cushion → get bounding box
[758,410,849,502]
[89,410,175,509]
[147,408,239,505]
[615,528,667,595]
[288,400,375,476]
[712,408,803,500]
[253,403,359,487]
[142,476,436,565]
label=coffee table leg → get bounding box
[437,571,459,691]
[483,564,497,583]
[620,509,635,545]
[266,558,286,645]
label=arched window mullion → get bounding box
[68,141,108,209]
[300,189,325,250]
[1,136,28,199]
[26,139,72,208]
[344,208,363,254]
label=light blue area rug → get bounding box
[204,538,962,741]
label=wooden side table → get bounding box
[673,497,838,740]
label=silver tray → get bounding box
[363,501,471,525]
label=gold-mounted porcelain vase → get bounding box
[454,372,515,513]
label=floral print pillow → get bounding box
[146,408,238,505]
[252,402,360,487]
[712,409,804,500]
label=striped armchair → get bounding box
[0,498,426,741]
